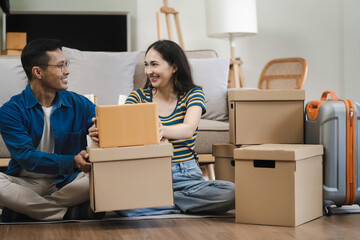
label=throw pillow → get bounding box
[0,57,28,107]
[189,58,230,121]
[63,47,139,105]
[0,56,27,157]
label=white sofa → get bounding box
[0,48,230,169]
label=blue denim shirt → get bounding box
[0,84,96,188]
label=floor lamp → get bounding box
[205,0,258,88]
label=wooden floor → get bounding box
[1,214,360,240]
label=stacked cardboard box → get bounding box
[96,103,160,148]
[212,89,323,226]
[213,89,305,182]
[212,143,251,183]
[234,144,323,227]
[1,32,27,56]
[88,103,174,212]
[212,143,237,182]
[228,89,305,145]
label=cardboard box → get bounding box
[234,144,323,227]
[212,143,249,182]
[96,103,160,148]
[6,32,27,50]
[228,89,305,145]
[88,143,174,212]
[1,50,22,55]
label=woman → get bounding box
[90,40,234,216]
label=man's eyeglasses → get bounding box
[39,60,70,72]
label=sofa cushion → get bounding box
[189,58,229,121]
[63,47,139,105]
[0,56,27,158]
[0,56,28,107]
[195,119,229,154]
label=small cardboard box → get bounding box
[96,103,160,148]
[234,144,323,227]
[212,143,249,182]
[1,50,22,56]
[6,32,27,50]
[228,89,305,145]
[88,143,174,212]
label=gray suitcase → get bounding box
[305,91,360,215]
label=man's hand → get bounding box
[88,117,99,145]
[74,150,91,173]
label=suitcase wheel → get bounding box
[324,206,333,216]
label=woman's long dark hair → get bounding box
[143,40,201,94]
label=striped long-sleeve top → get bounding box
[125,87,206,163]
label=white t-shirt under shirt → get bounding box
[37,106,55,154]
[20,106,56,178]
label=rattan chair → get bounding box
[258,58,308,89]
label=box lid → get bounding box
[234,144,323,161]
[228,89,305,101]
[88,143,173,162]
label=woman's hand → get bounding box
[159,119,169,143]
[88,117,99,145]
[159,119,165,141]
[159,106,202,140]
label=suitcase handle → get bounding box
[306,101,324,120]
[321,91,338,101]
[307,91,338,120]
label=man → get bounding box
[0,38,104,222]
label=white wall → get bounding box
[246,0,343,102]
[135,0,229,54]
[136,0,354,103]
[344,0,360,102]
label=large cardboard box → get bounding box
[6,32,27,50]
[234,144,323,227]
[96,103,160,148]
[88,143,174,212]
[228,89,305,145]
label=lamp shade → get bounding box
[205,0,258,38]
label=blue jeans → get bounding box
[117,159,235,217]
